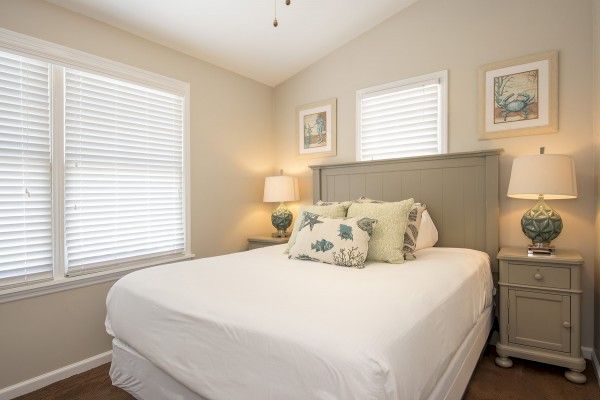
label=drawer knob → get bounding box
[563,321,572,329]
[534,272,543,281]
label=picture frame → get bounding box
[478,51,558,140]
[296,98,337,157]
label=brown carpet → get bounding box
[14,346,600,400]
[464,347,600,400]
[13,364,132,400]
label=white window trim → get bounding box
[0,28,193,303]
[355,70,448,161]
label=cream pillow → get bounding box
[346,198,414,263]
[415,209,438,250]
[288,214,376,268]
[285,203,348,253]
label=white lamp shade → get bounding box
[507,154,577,200]
[263,175,299,203]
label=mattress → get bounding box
[109,306,492,400]
[106,245,493,400]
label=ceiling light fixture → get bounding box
[273,0,291,27]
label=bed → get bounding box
[106,149,501,400]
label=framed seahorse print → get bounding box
[478,51,558,140]
[296,98,337,158]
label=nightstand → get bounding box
[495,247,586,383]
[247,234,289,250]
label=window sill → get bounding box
[0,253,194,304]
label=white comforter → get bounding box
[106,245,492,400]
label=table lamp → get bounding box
[507,147,577,255]
[263,171,299,237]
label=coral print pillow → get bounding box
[288,212,377,269]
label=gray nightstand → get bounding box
[495,247,586,383]
[247,234,289,250]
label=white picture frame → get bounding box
[479,51,558,140]
[296,98,337,157]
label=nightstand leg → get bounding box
[495,356,513,368]
[565,369,586,384]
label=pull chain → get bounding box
[273,0,291,27]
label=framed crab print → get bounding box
[296,98,337,158]
[479,51,558,140]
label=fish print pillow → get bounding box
[288,212,377,268]
[285,203,348,254]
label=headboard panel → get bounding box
[310,150,501,267]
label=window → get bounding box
[0,29,190,293]
[0,51,52,287]
[356,71,448,161]
[64,69,185,275]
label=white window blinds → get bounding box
[64,69,185,274]
[0,51,53,287]
[357,71,447,161]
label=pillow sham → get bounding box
[403,203,427,260]
[288,213,377,268]
[415,209,438,250]
[285,203,348,253]
[346,198,414,263]
[353,197,426,260]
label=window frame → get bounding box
[0,28,192,302]
[355,70,448,161]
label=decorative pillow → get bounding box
[415,209,439,250]
[347,198,414,263]
[288,213,377,268]
[285,203,348,253]
[403,203,427,260]
[354,196,385,204]
[353,197,426,260]
[315,200,353,210]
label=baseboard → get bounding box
[582,346,593,360]
[592,351,600,390]
[0,350,112,400]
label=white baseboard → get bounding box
[0,350,112,400]
[592,351,600,390]
[582,346,593,360]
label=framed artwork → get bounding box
[479,51,558,140]
[296,98,337,157]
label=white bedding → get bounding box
[105,245,493,400]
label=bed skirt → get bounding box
[110,306,492,400]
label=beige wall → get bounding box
[0,0,275,389]
[274,0,596,347]
[1,0,598,391]
[594,0,600,361]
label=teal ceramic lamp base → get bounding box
[521,195,563,249]
[271,202,293,237]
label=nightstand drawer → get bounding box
[508,263,570,289]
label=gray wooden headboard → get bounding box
[309,149,501,267]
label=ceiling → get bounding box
[46,0,418,86]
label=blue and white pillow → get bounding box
[288,212,377,268]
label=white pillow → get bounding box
[415,210,438,250]
[288,213,376,268]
